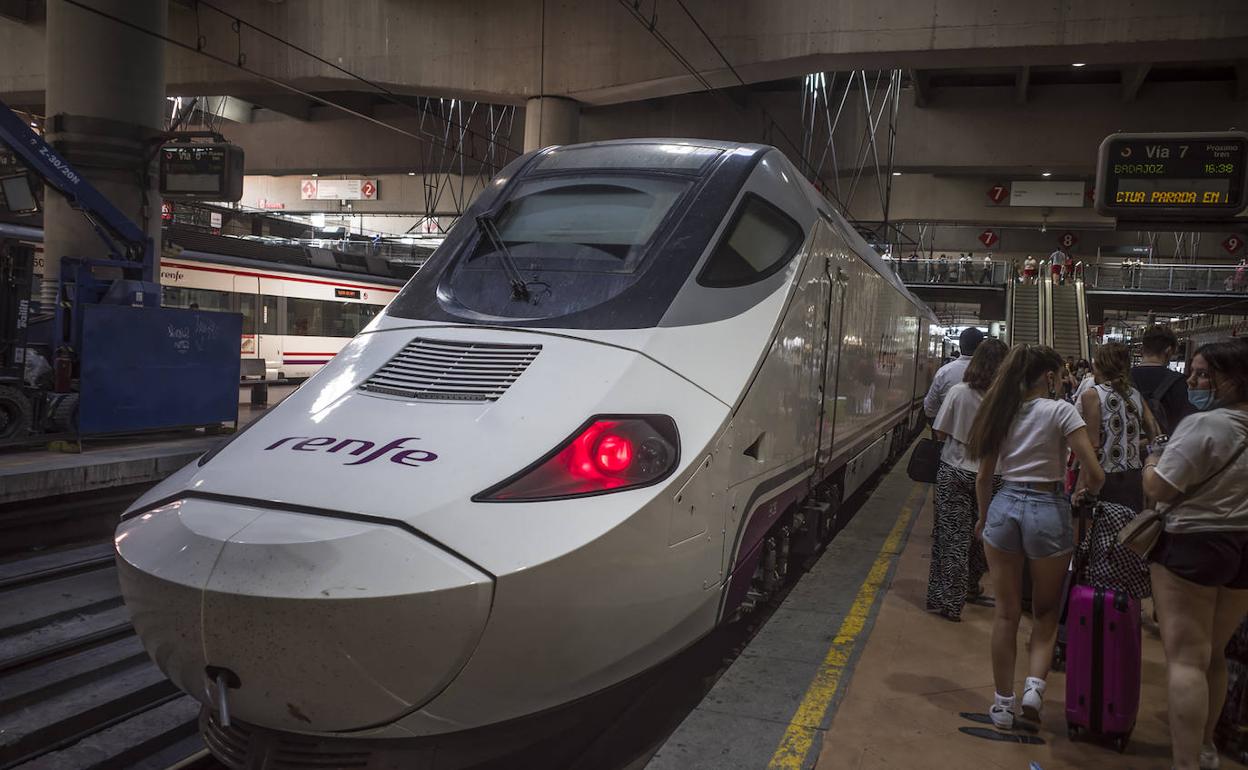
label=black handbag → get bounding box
[906,437,943,483]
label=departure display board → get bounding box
[1095,132,1248,218]
[159,142,245,201]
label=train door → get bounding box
[816,221,848,470]
[233,275,260,366]
[255,280,283,380]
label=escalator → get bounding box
[1005,272,1089,358]
[1050,280,1089,361]
[1008,282,1041,345]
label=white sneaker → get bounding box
[1021,676,1046,722]
[990,692,1015,729]
[1200,742,1221,770]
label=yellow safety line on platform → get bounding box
[767,483,928,769]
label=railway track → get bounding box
[0,542,219,770]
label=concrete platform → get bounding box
[649,458,927,770]
[0,385,296,505]
[650,449,1248,770]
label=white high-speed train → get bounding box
[114,140,940,764]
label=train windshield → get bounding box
[443,174,692,320]
[384,141,749,329]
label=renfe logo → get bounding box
[264,436,438,467]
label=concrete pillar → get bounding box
[523,96,579,152]
[42,0,166,307]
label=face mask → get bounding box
[1188,388,1215,411]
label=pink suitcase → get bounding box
[1064,583,1141,751]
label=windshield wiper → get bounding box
[475,213,531,301]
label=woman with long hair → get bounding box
[1145,339,1248,770]
[928,338,1009,621]
[969,344,1105,729]
[1076,341,1157,599]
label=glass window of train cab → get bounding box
[443,173,692,320]
[697,194,804,287]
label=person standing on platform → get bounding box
[1132,325,1192,438]
[980,252,994,284]
[1144,339,1248,770]
[928,338,1009,621]
[1234,258,1246,292]
[968,344,1105,729]
[1024,255,1038,284]
[960,252,974,283]
[1076,342,1156,600]
[936,254,950,283]
[924,327,985,420]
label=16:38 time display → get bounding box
[1205,162,1236,174]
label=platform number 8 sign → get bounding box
[1223,235,1244,254]
[1059,232,1078,250]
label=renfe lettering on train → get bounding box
[263,436,439,466]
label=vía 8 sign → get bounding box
[1095,131,1248,218]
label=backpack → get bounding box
[1143,370,1182,436]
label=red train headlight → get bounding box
[475,415,679,501]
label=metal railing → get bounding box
[883,257,1012,286]
[1083,263,1248,293]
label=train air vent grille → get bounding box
[360,338,541,402]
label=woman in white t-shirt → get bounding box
[1144,339,1248,770]
[928,338,1009,621]
[968,344,1105,730]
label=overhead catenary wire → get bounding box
[59,0,512,170]
[665,1,902,231]
[623,0,857,216]
[191,0,519,160]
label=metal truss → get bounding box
[412,98,518,234]
[797,69,903,252]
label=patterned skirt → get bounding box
[927,463,997,619]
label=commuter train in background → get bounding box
[2,223,404,380]
[114,139,941,765]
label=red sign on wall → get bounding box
[987,184,1009,204]
[978,229,999,248]
[360,180,377,199]
[1058,232,1078,249]
[1223,235,1244,254]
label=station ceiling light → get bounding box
[1072,62,1086,67]
[892,171,902,176]
[1041,171,1052,177]
[408,171,416,176]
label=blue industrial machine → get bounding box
[0,97,241,439]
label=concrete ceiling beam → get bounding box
[910,69,930,108]
[0,0,39,23]
[1121,63,1151,102]
[1015,65,1030,105]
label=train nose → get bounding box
[114,498,493,733]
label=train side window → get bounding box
[237,294,257,335]
[287,297,325,336]
[697,194,804,288]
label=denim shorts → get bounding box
[982,483,1074,559]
